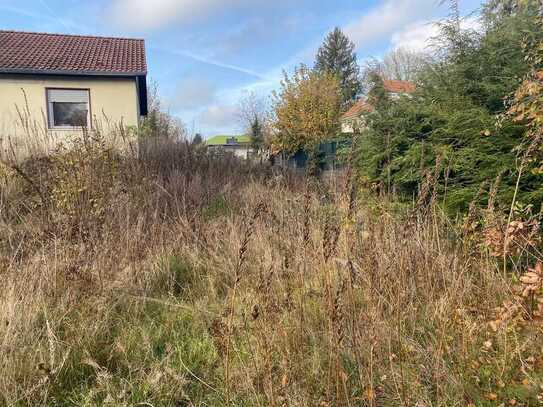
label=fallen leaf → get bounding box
[485,393,498,401]
[364,388,375,401]
[281,374,288,387]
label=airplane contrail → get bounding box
[37,0,71,31]
[0,5,79,32]
[151,45,268,81]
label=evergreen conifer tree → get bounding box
[315,27,361,109]
[250,116,264,154]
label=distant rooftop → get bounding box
[382,79,416,93]
[341,79,416,120]
[342,99,374,119]
[0,30,147,76]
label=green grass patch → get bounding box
[202,195,231,221]
[37,298,223,405]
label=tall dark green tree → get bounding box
[354,0,543,213]
[250,116,264,154]
[315,27,361,109]
[191,133,203,146]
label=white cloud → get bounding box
[270,0,444,77]
[107,0,279,31]
[390,21,439,52]
[343,0,439,50]
[198,104,239,129]
[108,0,220,30]
[171,77,217,110]
[390,16,482,52]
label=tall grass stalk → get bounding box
[1,123,542,405]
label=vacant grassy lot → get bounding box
[1,135,542,406]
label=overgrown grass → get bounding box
[1,132,542,406]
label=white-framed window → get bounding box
[46,88,90,129]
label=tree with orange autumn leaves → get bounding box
[271,65,342,162]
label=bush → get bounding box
[355,2,543,214]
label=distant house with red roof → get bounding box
[341,79,415,133]
[0,30,147,148]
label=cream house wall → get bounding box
[0,75,140,156]
[341,116,367,134]
[208,145,254,160]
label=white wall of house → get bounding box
[209,145,254,159]
[231,146,252,159]
[0,75,140,157]
[341,116,366,134]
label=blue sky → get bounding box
[1,0,483,136]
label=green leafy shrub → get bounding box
[355,2,543,214]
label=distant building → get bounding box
[340,79,415,134]
[206,135,254,159]
[340,99,373,134]
[272,80,416,172]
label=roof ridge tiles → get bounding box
[0,29,145,42]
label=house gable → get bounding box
[0,30,147,117]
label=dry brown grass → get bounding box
[1,130,543,406]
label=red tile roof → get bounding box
[341,80,415,120]
[383,79,416,93]
[342,99,374,119]
[0,30,146,76]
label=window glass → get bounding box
[47,89,90,129]
[52,102,88,127]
